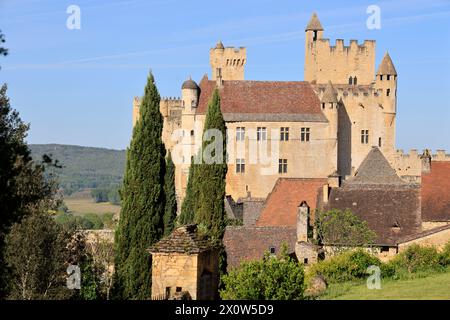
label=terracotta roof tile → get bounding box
[197,78,325,122]
[256,178,327,227]
[223,226,296,270]
[421,161,450,221]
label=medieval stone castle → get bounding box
[133,13,448,204]
[142,13,450,300]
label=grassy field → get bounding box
[65,197,121,216]
[321,271,450,300]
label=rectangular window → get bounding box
[280,127,289,141]
[278,159,288,174]
[361,130,369,144]
[301,127,310,142]
[257,127,267,141]
[236,158,245,173]
[236,127,245,141]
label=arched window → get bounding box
[348,77,353,85]
[353,77,358,85]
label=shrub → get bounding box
[308,249,381,284]
[439,241,450,267]
[220,245,305,300]
[384,245,442,279]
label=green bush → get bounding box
[384,245,442,279]
[439,241,450,267]
[308,249,381,284]
[220,245,305,300]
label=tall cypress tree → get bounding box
[194,88,227,240]
[162,151,177,236]
[114,72,165,300]
[178,156,197,225]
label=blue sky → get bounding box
[0,0,449,151]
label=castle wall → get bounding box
[305,37,376,86]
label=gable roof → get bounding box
[256,178,327,227]
[149,224,213,254]
[344,147,407,187]
[376,52,397,76]
[197,78,326,122]
[421,161,450,221]
[305,13,324,31]
[223,226,296,270]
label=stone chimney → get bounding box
[420,149,431,174]
[297,201,309,242]
[322,184,330,203]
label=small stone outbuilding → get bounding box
[149,224,219,300]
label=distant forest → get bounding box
[30,144,126,197]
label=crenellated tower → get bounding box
[210,41,246,81]
[304,13,375,85]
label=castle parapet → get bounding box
[433,150,450,161]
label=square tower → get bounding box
[210,41,246,81]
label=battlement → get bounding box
[325,39,376,53]
[395,149,450,161]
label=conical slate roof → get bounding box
[215,40,224,49]
[376,52,397,75]
[345,147,406,187]
[305,13,324,31]
[149,224,213,254]
[321,81,338,103]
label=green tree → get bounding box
[163,151,177,236]
[220,245,305,300]
[178,156,197,225]
[114,72,166,300]
[315,209,377,254]
[0,84,58,298]
[194,88,227,240]
[5,211,74,300]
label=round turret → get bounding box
[181,78,199,90]
[181,77,199,110]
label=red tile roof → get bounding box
[223,226,296,270]
[256,178,327,227]
[421,161,450,221]
[197,76,324,119]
